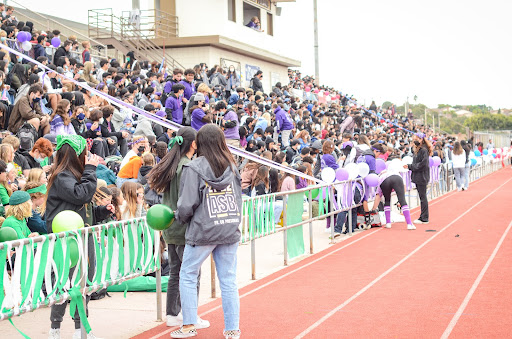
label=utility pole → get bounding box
[313,0,319,85]
[424,108,427,126]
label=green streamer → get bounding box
[32,237,49,309]
[69,287,91,333]
[8,319,31,339]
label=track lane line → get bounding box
[294,176,512,339]
[440,218,512,339]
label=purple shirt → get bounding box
[223,110,240,140]
[274,107,293,132]
[191,108,207,131]
[321,154,339,170]
[179,80,196,100]
[165,94,183,124]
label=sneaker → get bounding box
[464,187,469,191]
[73,330,103,339]
[407,224,416,230]
[171,327,198,338]
[461,187,465,191]
[195,316,210,329]
[48,329,60,339]
[224,329,242,339]
[413,219,429,224]
[324,227,331,233]
[167,313,183,327]
[385,223,392,229]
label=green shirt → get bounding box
[0,185,9,206]
[2,216,31,239]
[162,156,190,245]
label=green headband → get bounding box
[168,136,183,150]
[26,184,47,195]
[56,135,87,156]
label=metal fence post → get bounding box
[210,255,216,298]
[308,190,314,254]
[329,186,335,243]
[251,203,256,279]
[155,231,162,321]
[283,194,288,266]
[80,230,88,339]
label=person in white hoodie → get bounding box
[452,141,466,191]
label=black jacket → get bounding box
[19,149,41,169]
[251,76,264,93]
[53,46,68,64]
[408,145,430,185]
[101,119,122,139]
[45,164,97,233]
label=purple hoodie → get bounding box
[321,154,339,170]
[179,80,196,100]
[223,110,240,140]
[274,107,293,132]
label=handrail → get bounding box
[10,0,107,56]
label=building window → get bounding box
[246,0,270,10]
[228,0,236,22]
[267,12,273,36]
[243,2,261,30]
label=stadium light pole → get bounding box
[313,0,320,85]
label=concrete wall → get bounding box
[167,45,289,93]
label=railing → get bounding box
[121,9,179,39]
[10,0,107,57]
[88,8,184,70]
[0,218,161,333]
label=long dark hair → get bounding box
[453,141,463,156]
[42,144,86,212]
[50,99,71,125]
[196,124,235,177]
[148,126,197,193]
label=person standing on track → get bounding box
[172,124,242,339]
[452,141,467,191]
[405,132,432,224]
[147,126,210,330]
[370,170,415,230]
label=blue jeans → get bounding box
[454,167,464,189]
[464,162,470,188]
[116,177,137,188]
[180,242,240,331]
[334,187,361,234]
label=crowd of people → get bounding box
[0,14,495,339]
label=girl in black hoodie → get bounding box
[44,135,113,339]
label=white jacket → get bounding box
[452,150,466,168]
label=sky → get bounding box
[11,0,512,109]
[274,0,512,109]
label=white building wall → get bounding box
[166,46,289,93]
[175,0,294,59]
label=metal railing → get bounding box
[473,130,511,148]
[0,218,161,334]
[10,0,107,57]
[88,8,184,70]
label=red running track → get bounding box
[134,168,512,339]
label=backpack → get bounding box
[106,160,121,176]
[17,122,38,151]
[182,94,194,126]
[356,149,375,167]
[210,74,220,87]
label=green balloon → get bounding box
[67,238,80,268]
[52,210,84,233]
[146,204,175,231]
[311,188,320,199]
[0,227,18,242]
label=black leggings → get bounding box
[380,175,407,207]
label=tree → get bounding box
[382,101,393,110]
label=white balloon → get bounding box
[387,160,402,174]
[21,41,32,52]
[357,162,370,178]
[321,167,336,183]
[345,163,359,180]
[402,156,413,165]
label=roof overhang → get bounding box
[152,35,301,67]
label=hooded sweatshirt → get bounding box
[176,156,242,246]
